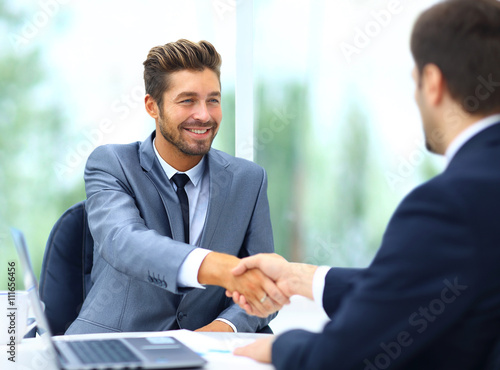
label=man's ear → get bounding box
[145,94,159,119]
[421,64,445,106]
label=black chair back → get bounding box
[39,201,94,335]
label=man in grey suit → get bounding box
[66,39,285,335]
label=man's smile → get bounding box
[186,128,210,134]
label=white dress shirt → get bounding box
[153,140,236,331]
[445,113,500,164]
[313,114,500,311]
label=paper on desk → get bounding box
[171,330,267,366]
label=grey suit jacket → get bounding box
[66,131,276,334]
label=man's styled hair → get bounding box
[143,39,222,109]
[411,0,500,114]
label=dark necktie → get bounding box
[171,173,190,244]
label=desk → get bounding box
[1,330,275,370]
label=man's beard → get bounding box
[158,116,217,156]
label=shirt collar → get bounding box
[445,114,500,164]
[153,138,206,187]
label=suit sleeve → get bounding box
[271,183,479,369]
[322,267,365,317]
[85,145,196,295]
[216,167,278,332]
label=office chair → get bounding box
[39,201,94,335]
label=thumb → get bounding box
[231,255,261,276]
[233,345,247,356]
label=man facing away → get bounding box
[66,39,286,335]
[229,0,500,368]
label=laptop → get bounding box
[10,228,207,370]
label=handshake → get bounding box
[198,252,318,318]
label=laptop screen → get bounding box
[10,228,62,369]
[10,228,207,370]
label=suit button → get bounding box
[177,312,184,321]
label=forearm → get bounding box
[286,263,318,299]
[195,320,235,332]
[198,251,239,288]
[322,267,364,315]
[271,329,321,370]
[218,301,278,333]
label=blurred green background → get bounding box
[0,0,443,290]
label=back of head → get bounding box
[143,39,222,108]
[411,0,500,115]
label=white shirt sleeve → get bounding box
[177,248,212,288]
[215,318,237,333]
[178,250,237,332]
[312,266,332,309]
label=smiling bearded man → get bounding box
[65,39,286,336]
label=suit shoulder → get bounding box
[210,149,266,175]
[89,141,141,158]
[87,141,142,164]
[396,166,494,220]
[400,174,454,207]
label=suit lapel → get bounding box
[139,132,185,242]
[200,150,233,249]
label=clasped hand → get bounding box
[224,262,290,317]
[225,253,295,317]
[198,252,289,317]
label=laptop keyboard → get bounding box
[67,339,141,364]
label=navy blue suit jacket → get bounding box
[273,122,500,369]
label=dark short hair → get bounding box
[143,39,222,109]
[411,0,500,114]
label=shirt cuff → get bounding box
[312,266,331,308]
[177,249,212,288]
[215,318,237,333]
